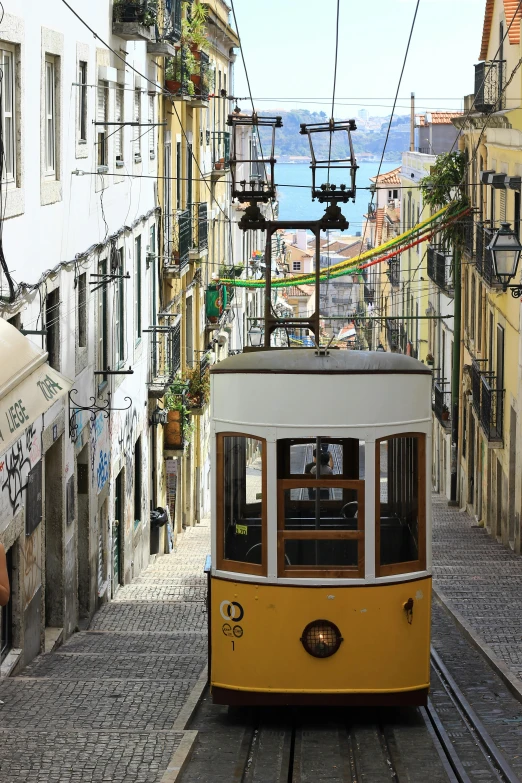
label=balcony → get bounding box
[164,209,191,277]
[475,222,500,287]
[165,49,212,107]
[189,202,208,258]
[211,132,231,179]
[364,284,375,304]
[433,379,451,428]
[146,0,182,55]
[386,318,406,352]
[147,314,181,398]
[463,214,474,257]
[112,0,155,41]
[470,359,504,443]
[386,257,400,287]
[427,246,453,294]
[474,61,505,113]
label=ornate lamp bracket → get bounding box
[68,389,132,443]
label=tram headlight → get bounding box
[300,620,343,658]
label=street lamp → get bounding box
[248,324,264,348]
[150,405,168,426]
[487,222,522,292]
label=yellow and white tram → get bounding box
[208,349,432,706]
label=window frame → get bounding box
[134,235,142,344]
[115,86,124,165]
[45,56,56,176]
[115,247,125,366]
[133,87,141,161]
[97,257,108,389]
[77,272,87,348]
[0,44,16,184]
[292,261,301,272]
[97,79,109,168]
[148,94,155,159]
[374,432,426,578]
[78,60,87,143]
[277,477,365,579]
[216,432,267,576]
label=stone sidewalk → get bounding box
[432,493,522,695]
[0,521,211,783]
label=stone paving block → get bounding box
[61,631,207,657]
[432,493,522,689]
[0,730,183,783]
[0,520,211,781]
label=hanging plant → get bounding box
[184,365,210,409]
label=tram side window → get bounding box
[220,435,264,569]
[377,435,426,574]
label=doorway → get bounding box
[113,470,124,596]
[77,446,90,621]
[45,437,64,628]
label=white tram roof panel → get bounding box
[211,349,432,375]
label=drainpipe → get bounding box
[450,246,461,505]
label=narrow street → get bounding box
[0,523,210,783]
[0,498,521,781]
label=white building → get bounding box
[0,1,161,669]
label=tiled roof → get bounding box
[416,112,463,126]
[480,0,522,60]
[370,166,402,186]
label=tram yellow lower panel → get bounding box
[210,576,431,704]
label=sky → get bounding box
[230,0,487,118]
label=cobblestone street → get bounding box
[1,499,522,781]
[0,522,210,783]
[432,493,522,691]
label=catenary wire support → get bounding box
[89,271,130,293]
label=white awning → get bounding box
[0,318,72,453]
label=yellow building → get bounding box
[454,0,522,551]
[152,0,238,545]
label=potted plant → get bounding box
[184,365,210,410]
[164,383,193,448]
[425,353,435,366]
[441,404,450,421]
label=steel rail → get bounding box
[426,646,520,783]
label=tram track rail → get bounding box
[422,647,521,783]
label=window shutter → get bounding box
[115,88,123,159]
[0,49,15,181]
[134,89,141,156]
[97,81,107,124]
[148,95,155,155]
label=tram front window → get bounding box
[278,437,365,576]
[220,435,264,570]
[377,435,426,574]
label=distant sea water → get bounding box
[275,161,402,233]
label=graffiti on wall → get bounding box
[91,413,109,495]
[118,407,137,499]
[0,422,42,518]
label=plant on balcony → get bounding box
[164,1,208,95]
[183,365,210,410]
[113,0,158,25]
[425,353,435,366]
[441,404,450,421]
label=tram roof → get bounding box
[211,349,432,375]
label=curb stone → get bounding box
[433,588,522,704]
[160,665,208,782]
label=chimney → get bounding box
[410,92,415,152]
[295,229,308,251]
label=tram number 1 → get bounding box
[231,641,235,651]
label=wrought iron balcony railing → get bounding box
[474,60,505,113]
[164,209,191,275]
[470,358,504,441]
[211,131,231,172]
[386,257,400,287]
[190,202,208,252]
[427,246,453,294]
[165,49,212,102]
[432,379,451,427]
[480,373,504,442]
[364,284,375,303]
[147,313,181,397]
[475,222,498,287]
[463,214,474,257]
